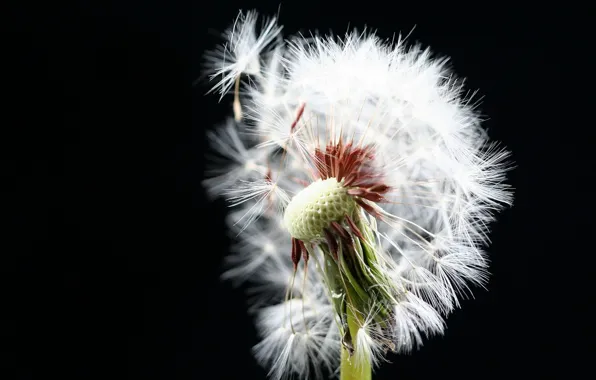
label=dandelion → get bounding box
[202,10,513,380]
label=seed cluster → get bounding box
[284,178,356,241]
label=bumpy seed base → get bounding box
[284,178,356,241]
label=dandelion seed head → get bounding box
[202,10,514,379]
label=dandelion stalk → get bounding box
[341,307,371,380]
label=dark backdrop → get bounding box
[5,1,573,379]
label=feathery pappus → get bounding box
[202,9,513,380]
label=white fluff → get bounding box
[205,10,283,98]
[204,10,513,379]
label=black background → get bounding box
[4,1,578,379]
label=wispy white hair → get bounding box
[204,10,513,380]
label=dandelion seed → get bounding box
[205,10,283,120]
[202,10,513,380]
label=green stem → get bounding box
[340,307,372,380]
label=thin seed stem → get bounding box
[301,261,310,333]
[233,75,242,121]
